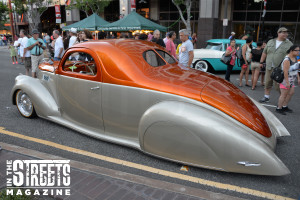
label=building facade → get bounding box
[8,0,300,47]
[146,0,300,47]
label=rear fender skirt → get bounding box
[138,101,290,176]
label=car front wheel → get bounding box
[193,60,210,72]
[16,90,36,118]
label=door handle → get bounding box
[90,86,100,90]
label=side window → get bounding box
[155,49,176,64]
[143,50,166,67]
[224,43,229,51]
[62,52,97,76]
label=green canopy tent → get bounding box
[98,11,167,32]
[62,13,110,31]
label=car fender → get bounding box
[11,75,60,118]
[138,101,290,175]
[250,97,290,137]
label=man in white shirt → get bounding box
[52,30,64,61]
[69,28,77,48]
[17,35,23,63]
[178,29,194,68]
[20,30,32,76]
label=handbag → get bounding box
[221,53,232,65]
[242,64,248,69]
[270,67,284,83]
[270,57,291,83]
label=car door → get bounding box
[56,48,104,133]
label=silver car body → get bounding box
[11,40,290,176]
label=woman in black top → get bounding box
[251,41,263,90]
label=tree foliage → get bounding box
[12,0,51,30]
[67,0,112,17]
[172,0,193,34]
[0,1,9,29]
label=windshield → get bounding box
[205,43,222,51]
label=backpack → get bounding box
[270,57,291,83]
[235,45,243,67]
[236,45,243,60]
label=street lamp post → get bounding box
[255,0,267,41]
[8,0,15,42]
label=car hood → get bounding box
[193,49,223,58]
[200,78,272,138]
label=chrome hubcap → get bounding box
[195,61,208,72]
[17,91,33,117]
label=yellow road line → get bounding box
[0,127,295,200]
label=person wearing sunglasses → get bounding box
[259,27,293,103]
[276,45,300,115]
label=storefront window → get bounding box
[233,0,248,10]
[246,12,261,21]
[282,12,298,22]
[264,12,281,21]
[160,13,169,21]
[170,12,179,20]
[247,0,262,10]
[295,25,300,44]
[283,0,300,10]
[160,1,169,12]
[266,0,283,10]
[233,12,246,21]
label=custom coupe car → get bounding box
[11,39,290,176]
[192,39,257,72]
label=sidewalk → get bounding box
[0,143,242,200]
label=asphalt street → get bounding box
[0,46,299,200]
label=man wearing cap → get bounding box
[69,28,77,48]
[259,27,293,103]
[26,29,46,78]
[228,32,235,40]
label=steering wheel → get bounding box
[86,64,95,75]
[69,61,85,72]
[69,61,95,75]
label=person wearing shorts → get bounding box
[259,27,293,103]
[26,29,46,78]
[276,45,300,115]
[250,41,263,90]
[20,30,32,76]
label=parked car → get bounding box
[193,39,257,72]
[11,39,290,176]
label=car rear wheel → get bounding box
[16,90,36,118]
[193,60,210,72]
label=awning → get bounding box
[98,11,167,32]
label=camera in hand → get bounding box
[39,42,43,46]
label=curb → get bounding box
[0,142,243,200]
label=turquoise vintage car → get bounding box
[192,39,257,72]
